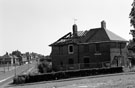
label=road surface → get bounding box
[0,61,36,88]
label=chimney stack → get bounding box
[101,20,106,29]
[73,24,78,37]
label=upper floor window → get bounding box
[68,45,74,54]
[95,43,100,52]
[84,45,89,52]
[59,46,63,55]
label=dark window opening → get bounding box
[95,43,100,52]
[68,58,74,64]
[68,45,74,54]
[59,46,63,55]
[84,45,89,52]
[84,57,89,68]
[84,58,89,63]
[69,46,73,52]
[60,61,63,66]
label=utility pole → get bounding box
[3,59,5,73]
[13,55,16,77]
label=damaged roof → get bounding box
[49,21,127,46]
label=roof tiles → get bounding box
[50,26,127,46]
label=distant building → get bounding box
[0,53,13,65]
[49,21,128,71]
[21,54,28,64]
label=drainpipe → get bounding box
[120,42,122,56]
[77,44,80,69]
[119,42,122,66]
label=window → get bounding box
[84,45,89,52]
[59,46,63,55]
[95,43,100,52]
[84,57,89,63]
[84,57,90,68]
[68,58,74,64]
[60,61,63,66]
[68,45,74,54]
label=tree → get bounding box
[128,0,135,67]
[129,0,135,42]
[129,0,135,41]
[130,0,135,29]
[12,50,22,57]
[37,58,52,73]
[12,50,22,65]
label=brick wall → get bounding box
[51,42,127,71]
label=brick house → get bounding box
[49,21,128,71]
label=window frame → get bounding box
[68,44,74,54]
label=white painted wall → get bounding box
[110,48,128,67]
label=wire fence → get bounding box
[56,61,113,71]
[0,64,17,73]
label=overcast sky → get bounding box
[0,0,133,55]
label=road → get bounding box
[0,61,36,88]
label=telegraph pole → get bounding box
[13,55,16,77]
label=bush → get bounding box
[37,60,52,73]
[13,75,25,84]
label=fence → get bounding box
[0,63,16,73]
[56,61,112,71]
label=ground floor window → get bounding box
[84,57,90,68]
[60,61,63,66]
[68,58,74,64]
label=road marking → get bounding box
[27,67,34,72]
[0,75,13,83]
[23,67,34,74]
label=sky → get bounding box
[0,0,134,56]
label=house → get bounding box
[21,54,28,64]
[49,21,128,71]
[1,53,13,65]
[0,56,4,65]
